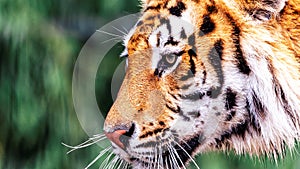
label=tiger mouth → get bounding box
[128,133,205,168]
[129,145,190,168]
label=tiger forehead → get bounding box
[127,0,222,54]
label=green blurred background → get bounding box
[1,0,300,169]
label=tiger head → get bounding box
[103,0,300,168]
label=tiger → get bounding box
[102,0,300,168]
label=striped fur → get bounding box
[104,0,300,168]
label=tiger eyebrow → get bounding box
[175,50,185,56]
[164,36,179,46]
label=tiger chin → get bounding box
[103,0,300,168]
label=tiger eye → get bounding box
[165,54,177,65]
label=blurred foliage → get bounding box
[0,0,300,169]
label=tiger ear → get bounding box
[250,0,287,21]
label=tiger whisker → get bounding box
[99,151,115,169]
[121,25,130,34]
[168,155,174,169]
[110,156,125,169]
[166,144,175,169]
[96,30,123,38]
[149,147,154,169]
[167,143,180,169]
[116,158,124,169]
[112,26,128,37]
[84,146,111,169]
[154,144,158,169]
[124,162,129,169]
[168,141,187,169]
[107,155,119,169]
[170,141,183,169]
[62,134,107,154]
[101,37,122,44]
[173,135,192,150]
[159,143,163,169]
[172,139,200,169]
[165,155,170,169]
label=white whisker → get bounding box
[158,143,163,169]
[172,140,200,169]
[167,144,179,169]
[108,156,120,169]
[123,162,128,169]
[116,159,123,169]
[101,37,122,44]
[169,142,187,169]
[62,134,107,154]
[154,144,158,169]
[112,26,127,36]
[84,146,111,169]
[121,25,129,34]
[164,151,169,169]
[99,151,115,169]
[97,30,123,38]
[106,156,117,169]
[168,156,174,169]
[173,135,191,150]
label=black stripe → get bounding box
[208,41,224,98]
[169,93,178,100]
[180,28,187,39]
[231,120,249,138]
[274,80,296,126]
[187,111,201,118]
[216,119,249,148]
[188,34,196,52]
[202,70,207,84]
[252,9,272,21]
[137,130,205,167]
[134,139,166,148]
[169,1,186,17]
[154,68,159,76]
[160,18,172,34]
[164,36,179,46]
[225,88,237,110]
[251,91,266,119]
[136,20,143,26]
[188,49,197,74]
[226,13,251,75]
[166,104,180,113]
[180,84,192,89]
[215,131,231,148]
[269,61,296,126]
[225,111,236,121]
[180,91,205,100]
[199,15,215,36]
[175,133,205,165]
[179,70,194,81]
[139,131,153,139]
[214,39,224,60]
[246,99,261,133]
[145,5,161,12]
[179,110,191,121]
[207,5,217,13]
[156,32,161,47]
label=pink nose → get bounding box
[105,130,127,149]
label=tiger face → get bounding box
[103,0,300,168]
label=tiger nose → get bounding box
[105,124,135,149]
